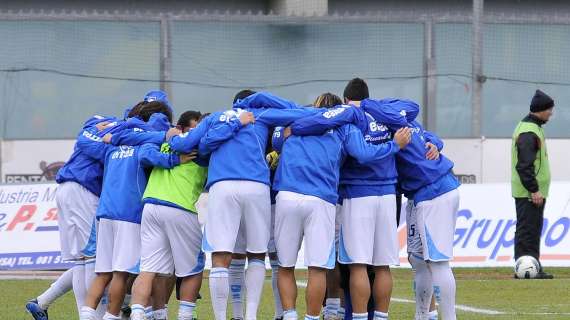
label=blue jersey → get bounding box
[76,114,179,224]
[195,93,320,189]
[290,101,408,199]
[362,100,458,203]
[274,124,400,205]
[56,115,121,196]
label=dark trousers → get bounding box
[514,197,546,262]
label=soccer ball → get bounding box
[514,255,540,279]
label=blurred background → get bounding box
[1,0,569,184]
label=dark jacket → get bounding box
[515,114,546,194]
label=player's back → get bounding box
[274,125,350,205]
[97,145,148,224]
[205,113,272,189]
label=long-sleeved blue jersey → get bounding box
[56,115,121,197]
[76,114,179,224]
[194,93,320,189]
[274,124,400,205]
[362,100,458,203]
[290,101,409,199]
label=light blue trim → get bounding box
[80,218,98,258]
[127,260,140,274]
[425,227,450,261]
[201,229,214,252]
[325,241,336,269]
[337,227,353,264]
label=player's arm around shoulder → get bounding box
[343,124,411,164]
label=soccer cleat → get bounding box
[535,271,554,279]
[25,299,49,320]
[120,304,131,318]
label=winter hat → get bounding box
[530,90,554,112]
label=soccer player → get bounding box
[77,102,185,320]
[25,112,122,320]
[363,97,460,320]
[127,109,252,320]
[173,91,318,320]
[273,94,411,320]
[288,81,415,320]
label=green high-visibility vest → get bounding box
[143,143,207,213]
[511,121,550,198]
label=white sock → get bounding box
[428,309,438,320]
[229,259,246,319]
[154,308,168,320]
[245,259,266,320]
[37,267,73,309]
[96,287,109,319]
[80,306,97,320]
[130,304,145,320]
[429,261,456,320]
[409,254,433,319]
[145,306,154,319]
[352,312,368,319]
[72,261,87,313]
[178,301,196,320]
[84,259,97,289]
[210,267,229,320]
[304,315,319,320]
[282,309,298,320]
[324,298,340,318]
[338,307,345,319]
[270,259,283,318]
[374,311,389,319]
[102,311,121,319]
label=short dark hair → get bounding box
[233,89,256,104]
[177,110,202,127]
[127,101,147,118]
[138,101,172,123]
[313,93,343,109]
[343,78,369,102]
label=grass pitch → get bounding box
[3,268,570,319]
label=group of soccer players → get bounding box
[26,78,460,320]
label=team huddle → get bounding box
[26,78,460,320]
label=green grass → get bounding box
[3,268,570,319]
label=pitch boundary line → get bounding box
[295,280,570,316]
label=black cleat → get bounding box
[535,271,554,279]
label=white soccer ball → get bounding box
[514,255,540,279]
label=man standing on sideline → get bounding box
[511,89,555,279]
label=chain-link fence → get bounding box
[1,4,570,139]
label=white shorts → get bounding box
[335,204,342,249]
[140,204,205,277]
[236,204,277,254]
[95,218,141,274]
[275,191,336,269]
[203,180,271,254]
[407,189,460,262]
[338,195,399,266]
[56,182,99,261]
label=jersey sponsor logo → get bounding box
[82,130,102,142]
[322,107,345,119]
[219,108,247,123]
[369,121,388,133]
[111,146,135,160]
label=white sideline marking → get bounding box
[297,280,500,316]
[296,281,570,316]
